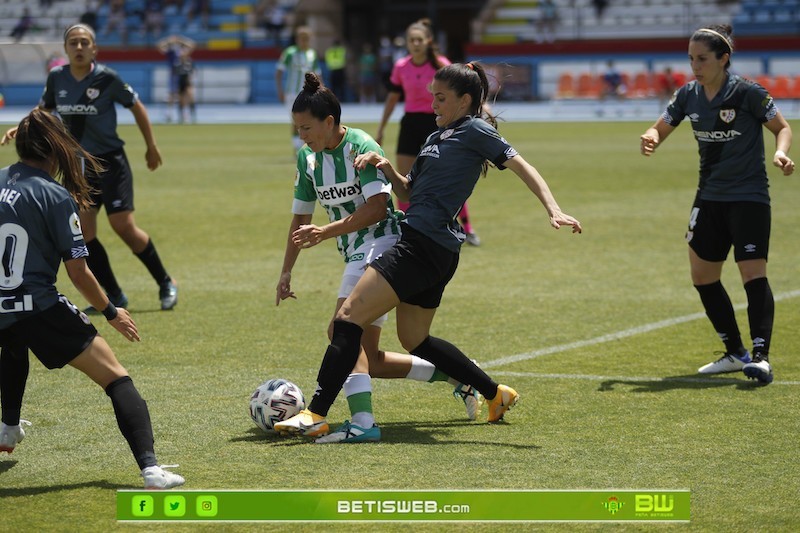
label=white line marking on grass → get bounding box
[491,371,800,386]
[483,289,800,370]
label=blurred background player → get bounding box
[157,34,196,124]
[175,45,196,123]
[376,19,481,245]
[276,26,321,153]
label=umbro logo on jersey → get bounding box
[688,113,700,122]
[59,90,68,98]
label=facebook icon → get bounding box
[131,495,154,517]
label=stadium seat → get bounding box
[576,73,601,98]
[756,75,773,92]
[630,72,654,98]
[557,73,575,98]
[791,75,800,99]
[771,75,791,98]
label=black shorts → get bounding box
[1,297,97,369]
[87,149,135,214]
[369,223,459,309]
[178,74,191,93]
[686,198,771,262]
[397,113,438,156]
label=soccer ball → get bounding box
[249,379,305,432]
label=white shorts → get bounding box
[338,235,399,327]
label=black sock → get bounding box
[744,277,774,359]
[135,239,170,286]
[411,336,498,400]
[105,376,157,470]
[0,342,29,426]
[308,320,363,417]
[86,238,123,297]
[694,281,744,354]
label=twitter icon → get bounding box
[164,495,186,517]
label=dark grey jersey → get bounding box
[406,116,517,252]
[41,62,137,155]
[662,73,778,204]
[0,163,88,328]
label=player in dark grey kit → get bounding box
[640,24,794,384]
[2,23,178,312]
[0,108,184,489]
[275,62,582,438]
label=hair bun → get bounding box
[303,72,321,93]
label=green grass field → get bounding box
[1,119,799,531]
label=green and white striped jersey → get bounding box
[277,45,321,97]
[292,127,402,262]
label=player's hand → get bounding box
[640,134,659,156]
[550,210,582,234]
[145,145,162,170]
[292,224,326,249]
[108,307,140,342]
[375,130,384,146]
[276,272,295,305]
[1,126,18,146]
[774,150,795,176]
[354,151,389,171]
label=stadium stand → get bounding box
[474,0,743,43]
[0,0,298,49]
[733,0,800,36]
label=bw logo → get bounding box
[635,494,674,512]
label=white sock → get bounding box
[406,355,436,381]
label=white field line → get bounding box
[491,370,800,386]
[482,289,800,370]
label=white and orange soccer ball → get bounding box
[249,379,305,432]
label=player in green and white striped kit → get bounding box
[276,26,321,153]
[276,73,482,443]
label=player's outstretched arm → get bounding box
[504,155,582,233]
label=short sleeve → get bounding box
[48,197,88,262]
[662,84,688,127]
[745,83,778,123]
[467,119,518,170]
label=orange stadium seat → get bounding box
[630,72,654,98]
[791,75,800,99]
[576,73,602,98]
[771,75,790,98]
[557,72,575,98]
[755,75,773,92]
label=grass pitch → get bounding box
[1,119,799,531]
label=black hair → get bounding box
[291,72,342,125]
[434,62,498,176]
[16,109,101,210]
[690,24,733,70]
